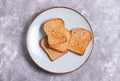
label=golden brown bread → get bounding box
[40,37,68,61]
[49,28,71,52]
[68,28,92,55]
[43,18,67,45]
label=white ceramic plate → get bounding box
[26,7,94,73]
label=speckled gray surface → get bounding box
[0,0,120,81]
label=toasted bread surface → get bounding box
[43,18,67,45]
[68,28,92,55]
[40,37,68,61]
[49,28,71,52]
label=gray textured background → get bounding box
[0,0,120,81]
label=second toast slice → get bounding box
[43,18,67,46]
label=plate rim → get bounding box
[26,6,94,74]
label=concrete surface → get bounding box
[0,0,120,81]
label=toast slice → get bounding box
[68,28,92,55]
[43,18,67,45]
[49,28,71,52]
[40,37,68,61]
